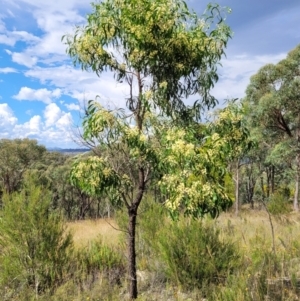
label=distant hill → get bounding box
[47,147,90,154]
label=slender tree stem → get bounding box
[128,209,138,299]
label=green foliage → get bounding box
[70,101,253,220]
[71,155,122,197]
[243,44,300,210]
[267,192,292,215]
[208,273,251,301]
[154,219,240,290]
[64,0,232,118]
[37,152,109,220]
[0,172,74,297]
[0,138,46,194]
[224,172,235,200]
[245,45,300,134]
[75,237,125,284]
[157,103,252,219]
[123,200,240,291]
[47,237,126,301]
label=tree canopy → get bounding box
[64,0,231,120]
[243,44,300,210]
[0,139,46,194]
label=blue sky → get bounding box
[0,0,299,148]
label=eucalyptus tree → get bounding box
[244,44,300,211]
[64,0,233,298]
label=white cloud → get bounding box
[0,19,6,32]
[65,103,80,111]
[56,112,72,129]
[13,87,61,104]
[0,67,18,73]
[2,115,75,148]
[0,103,18,136]
[14,0,90,13]
[43,102,73,130]
[25,65,98,87]
[6,9,15,17]
[25,65,130,108]
[212,52,286,101]
[0,24,40,46]
[1,105,76,147]
[27,115,41,132]
[12,30,40,44]
[0,34,16,46]
[0,103,18,125]
[6,50,38,68]
[14,115,42,135]
[43,103,62,127]
[0,1,87,66]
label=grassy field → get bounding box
[217,209,300,254]
[67,218,120,247]
[65,207,300,300]
[68,208,300,253]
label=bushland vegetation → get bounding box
[0,136,300,301]
[1,176,300,301]
[1,0,300,299]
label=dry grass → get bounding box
[67,209,300,253]
[216,208,300,257]
[67,218,121,247]
[58,208,300,300]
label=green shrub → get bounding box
[0,173,74,298]
[117,198,241,292]
[156,219,240,290]
[208,273,251,301]
[75,237,126,286]
[267,192,291,215]
[116,197,242,295]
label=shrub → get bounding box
[117,198,242,295]
[75,237,126,287]
[0,172,74,298]
[154,219,240,290]
[267,192,292,215]
[117,198,241,292]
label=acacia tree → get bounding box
[244,44,300,211]
[65,0,232,298]
[70,101,250,298]
[211,103,254,215]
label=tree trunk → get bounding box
[235,160,240,215]
[246,177,255,209]
[266,167,271,198]
[127,165,145,299]
[261,176,265,204]
[97,200,100,219]
[107,201,110,219]
[294,155,299,212]
[128,208,138,299]
[127,70,145,299]
[271,165,275,194]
